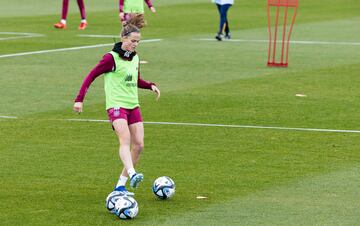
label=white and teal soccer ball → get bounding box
[114,196,138,219]
[152,176,176,199]
[106,191,125,213]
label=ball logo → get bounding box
[152,176,176,199]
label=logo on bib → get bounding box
[125,73,133,82]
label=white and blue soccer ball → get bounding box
[152,176,176,199]
[114,196,139,219]
[106,191,125,213]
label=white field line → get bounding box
[0,115,18,119]
[0,39,162,59]
[0,32,44,41]
[78,34,164,43]
[78,35,163,44]
[78,34,121,38]
[66,119,360,134]
[0,43,113,58]
[195,38,360,46]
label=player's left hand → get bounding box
[151,85,160,101]
[73,102,83,114]
[150,7,156,13]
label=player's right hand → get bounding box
[119,12,125,21]
[73,102,83,113]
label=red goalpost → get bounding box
[267,0,299,67]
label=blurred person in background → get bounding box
[54,0,87,30]
[213,0,234,41]
[119,0,156,25]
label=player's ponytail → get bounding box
[121,14,146,37]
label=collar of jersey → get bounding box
[112,42,137,61]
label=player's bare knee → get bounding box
[133,142,144,153]
[119,137,131,146]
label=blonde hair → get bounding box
[121,14,146,37]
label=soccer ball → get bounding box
[152,176,176,199]
[114,196,139,219]
[105,191,125,213]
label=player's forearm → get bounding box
[119,0,124,12]
[145,0,153,8]
[138,78,154,89]
[137,73,154,89]
[75,70,101,102]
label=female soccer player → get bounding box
[119,0,156,25]
[54,0,87,30]
[73,15,160,195]
[213,0,234,41]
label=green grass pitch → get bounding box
[1,0,360,225]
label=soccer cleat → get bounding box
[54,22,66,29]
[114,186,134,196]
[224,33,231,40]
[78,22,87,30]
[215,33,223,41]
[129,173,144,188]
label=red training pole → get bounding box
[267,0,299,67]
